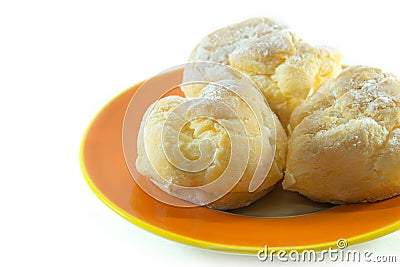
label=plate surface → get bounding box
[80,69,400,254]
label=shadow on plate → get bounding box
[227,183,337,218]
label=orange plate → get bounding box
[80,69,400,255]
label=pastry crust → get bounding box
[184,17,342,127]
[136,80,287,210]
[284,66,400,204]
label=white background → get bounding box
[0,0,399,266]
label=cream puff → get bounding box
[136,80,287,210]
[183,17,342,127]
[284,66,400,203]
